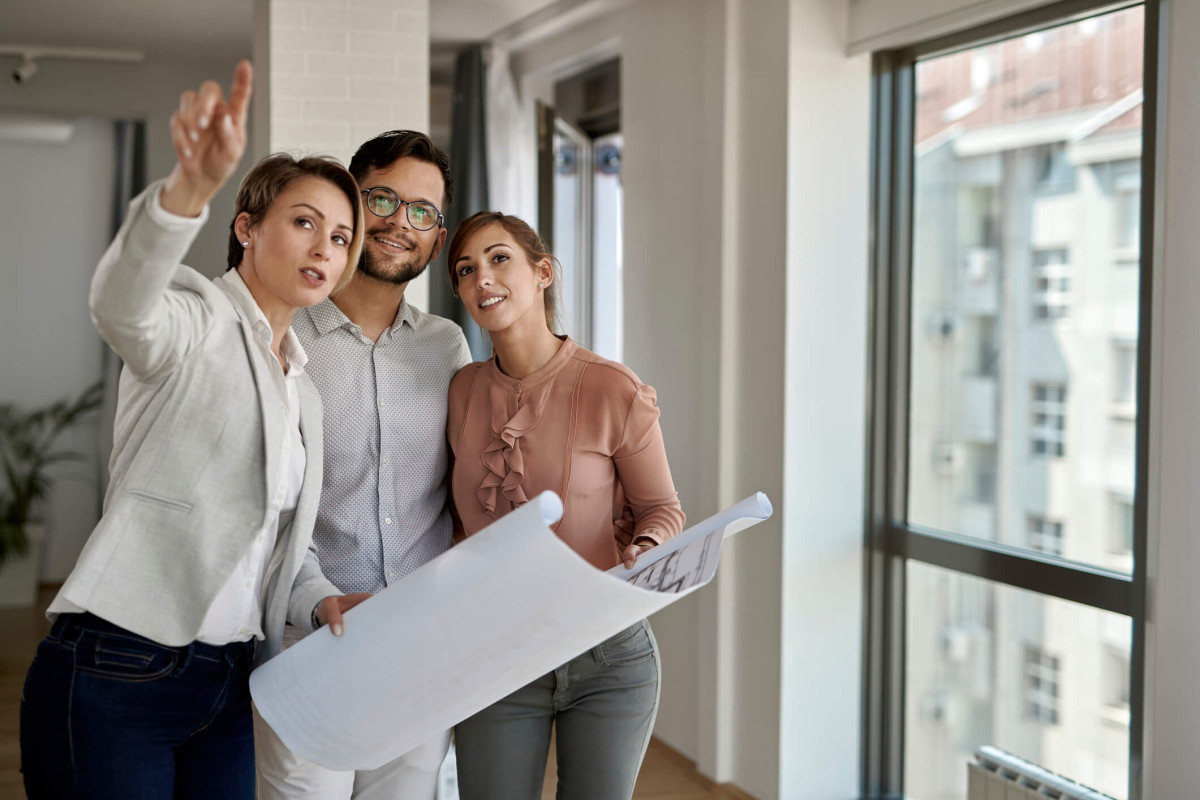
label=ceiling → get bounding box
[0,0,253,60]
[431,0,560,42]
[0,0,560,62]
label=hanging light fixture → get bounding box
[0,45,144,87]
[10,54,37,85]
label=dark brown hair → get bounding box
[349,130,453,211]
[226,153,364,293]
[446,211,562,332]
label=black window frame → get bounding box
[861,1,1160,797]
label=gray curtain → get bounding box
[432,44,492,361]
[97,120,146,505]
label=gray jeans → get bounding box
[455,619,660,800]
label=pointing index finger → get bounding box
[227,60,254,129]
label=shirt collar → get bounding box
[394,297,416,330]
[307,298,352,336]
[220,269,308,374]
[305,296,417,337]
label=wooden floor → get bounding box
[0,588,747,799]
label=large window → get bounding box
[866,3,1154,799]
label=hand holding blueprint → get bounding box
[250,491,773,771]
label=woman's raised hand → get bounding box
[161,60,253,217]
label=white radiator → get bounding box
[967,746,1114,800]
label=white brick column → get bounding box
[253,0,432,307]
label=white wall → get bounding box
[620,0,726,768]
[0,118,113,580]
[0,53,253,279]
[709,0,789,794]
[781,0,870,796]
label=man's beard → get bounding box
[358,232,432,286]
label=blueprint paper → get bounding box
[250,491,772,771]
[607,492,773,592]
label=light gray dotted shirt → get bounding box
[293,297,471,594]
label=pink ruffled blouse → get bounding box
[447,337,685,570]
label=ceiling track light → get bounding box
[0,44,144,86]
[11,55,36,85]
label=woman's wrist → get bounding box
[160,165,217,218]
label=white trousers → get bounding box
[253,705,450,800]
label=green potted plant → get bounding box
[0,382,103,605]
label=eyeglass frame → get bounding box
[359,187,445,231]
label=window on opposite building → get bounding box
[1024,646,1061,725]
[1104,645,1132,714]
[1113,341,1137,408]
[1114,169,1141,255]
[1110,494,1134,556]
[1031,383,1067,457]
[1033,248,1071,320]
[1027,515,1063,556]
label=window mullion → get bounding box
[890,524,1135,616]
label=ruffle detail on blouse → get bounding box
[476,378,554,518]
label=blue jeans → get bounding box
[20,612,256,799]
[455,619,661,800]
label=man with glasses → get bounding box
[254,131,471,799]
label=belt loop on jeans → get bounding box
[174,642,195,676]
[47,614,72,644]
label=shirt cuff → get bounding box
[633,531,663,547]
[146,179,211,230]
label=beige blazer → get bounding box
[49,180,339,663]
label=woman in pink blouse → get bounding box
[445,211,685,799]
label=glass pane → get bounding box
[591,133,624,362]
[553,126,585,342]
[907,6,1144,573]
[905,561,1132,800]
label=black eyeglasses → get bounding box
[360,187,443,231]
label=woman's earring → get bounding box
[538,282,545,289]
[241,241,249,248]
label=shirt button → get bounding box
[245,580,252,588]
[276,491,284,500]
[381,456,388,464]
[388,570,397,580]
[384,517,392,524]
[378,400,385,408]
